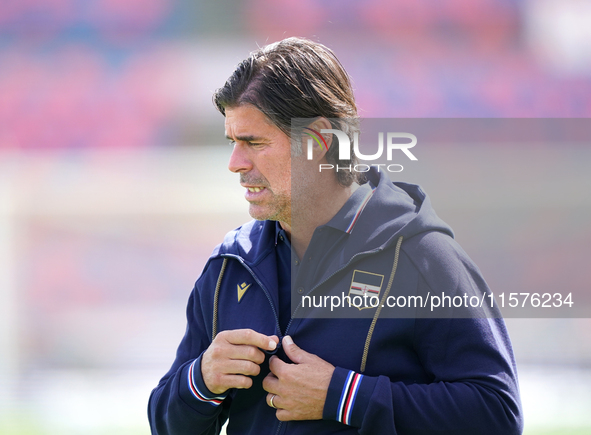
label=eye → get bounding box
[228,140,236,146]
[248,142,265,148]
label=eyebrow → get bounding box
[225,134,265,142]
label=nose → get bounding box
[228,142,252,173]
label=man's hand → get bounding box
[262,336,335,421]
[202,329,279,395]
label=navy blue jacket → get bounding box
[148,168,523,435]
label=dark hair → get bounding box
[212,37,359,186]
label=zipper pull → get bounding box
[263,338,282,355]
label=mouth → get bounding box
[246,187,266,193]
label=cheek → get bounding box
[273,159,292,191]
[276,167,292,193]
[290,158,315,184]
[290,168,314,200]
[261,145,293,193]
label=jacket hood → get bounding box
[213,167,453,266]
[346,167,453,251]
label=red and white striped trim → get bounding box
[345,188,375,234]
[187,359,226,406]
[337,370,363,425]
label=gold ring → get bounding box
[269,394,277,409]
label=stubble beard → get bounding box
[248,192,291,224]
[241,173,291,224]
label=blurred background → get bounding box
[1,0,590,434]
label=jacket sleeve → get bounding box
[323,235,523,435]
[148,260,230,435]
[322,316,523,435]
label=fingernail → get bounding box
[283,336,293,346]
[268,340,277,350]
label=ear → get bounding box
[302,117,332,162]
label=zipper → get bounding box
[285,247,384,335]
[220,254,285,435]
[221,254,284,339]
[223,247,383,435]
[275,248,383,435]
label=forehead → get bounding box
[224,105,282,139]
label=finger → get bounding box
[268,355,289,376]
[230,344,267,365]
[220,329,277,352]
[226,359,261,377]
[282,336,310,364]
[219,374,254,390]
[208,340,266,365]
[206,355,262,378]
[262,371,279,393]
[266,393,280,409]
[275,409,291,422]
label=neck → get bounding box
[280,182,357,260]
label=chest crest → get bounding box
[348,270,385,310]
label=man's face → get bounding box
[226,105,292,224]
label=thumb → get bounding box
[282,336,310,364]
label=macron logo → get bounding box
[237,282,252,303]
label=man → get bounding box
[148,37,523,435]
